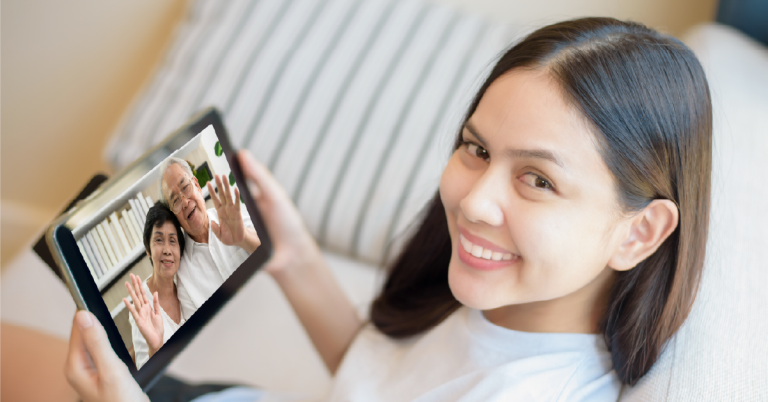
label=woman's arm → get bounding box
[238,151,362,374]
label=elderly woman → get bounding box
[123,202,189,369]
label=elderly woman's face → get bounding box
[162,163,208,235]
[148,221,181,279]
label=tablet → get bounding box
[45,108,272,390]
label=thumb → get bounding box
[211,221,222,239]
[76,311,122,373]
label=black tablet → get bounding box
[45,108,272,390]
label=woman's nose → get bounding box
[459,169,505,227]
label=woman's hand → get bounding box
[123,273,164,356]
[65,310,149,402]
[237,151,323,278]
[237,151,361,374]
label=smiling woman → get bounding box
[124,202,188,369]
[371,17,712,389]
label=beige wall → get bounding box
[441,0,718,36]
[0,0,716,267]
[1,0,187,267]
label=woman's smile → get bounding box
[457,226,519,271]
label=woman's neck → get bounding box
[483,267,614,334]
[147,272,176,298]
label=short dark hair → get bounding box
[143,202,186,263]
[371,17,711,386]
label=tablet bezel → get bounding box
[46,108,272,390]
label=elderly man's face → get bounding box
[162,163,208,236]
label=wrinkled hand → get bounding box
[237,151,322,277]
[208,174,246,246]
[123,273,163,356]
[65,310,149,402]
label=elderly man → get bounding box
[158,157,260,318]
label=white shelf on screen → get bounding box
[95,244,145,291]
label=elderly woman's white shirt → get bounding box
[130,277,187,369]
[176,207,254,319]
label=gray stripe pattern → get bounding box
[104,0,514,263]
[316,2,430,246]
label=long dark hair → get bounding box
[143,202,186,264]
[370,17,712,386]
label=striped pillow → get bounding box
[105,0,516,264]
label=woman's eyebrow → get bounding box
[464,121,566,169]
[463,122,488,147]
[505,149,566,169]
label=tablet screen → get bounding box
[58,110,269,379]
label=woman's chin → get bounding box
[447,259,509,311]
[158,265,179,279]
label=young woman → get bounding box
[65,17,711,401]
[123,203,189,369]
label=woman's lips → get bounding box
[161,259,175,267]
[460,234,515,261]
[457,228,519,271]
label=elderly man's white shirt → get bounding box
[176,207,254,319]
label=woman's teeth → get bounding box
[460,234,516,261]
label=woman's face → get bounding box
[440,68,631,317]
[147,221,181,280]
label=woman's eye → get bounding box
[519,173,553,190]
[465,142,489,161]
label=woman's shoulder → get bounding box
[329,307,621,401]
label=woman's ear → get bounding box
[146,250,152,266]
[608,199,679,271]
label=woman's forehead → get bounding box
[154,220,178,236]
[470,69,604,170]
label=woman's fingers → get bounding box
[134,274,149,308]
[125,277,141,310]
[66,311,122,395]
[132,274,145,309]
[237,151,280,202]
[153,291,161,315]
[65,311,149,402]
[123,298,139,320]
[65,312,99,401]
[75,311,116,370]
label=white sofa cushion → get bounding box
[104,0,515,264]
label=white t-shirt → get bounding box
[192,307,622,402]
[326,307,622,401]
[129,277,187,369]
[177,208,254,318]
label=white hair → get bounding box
[158,157,195,205]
